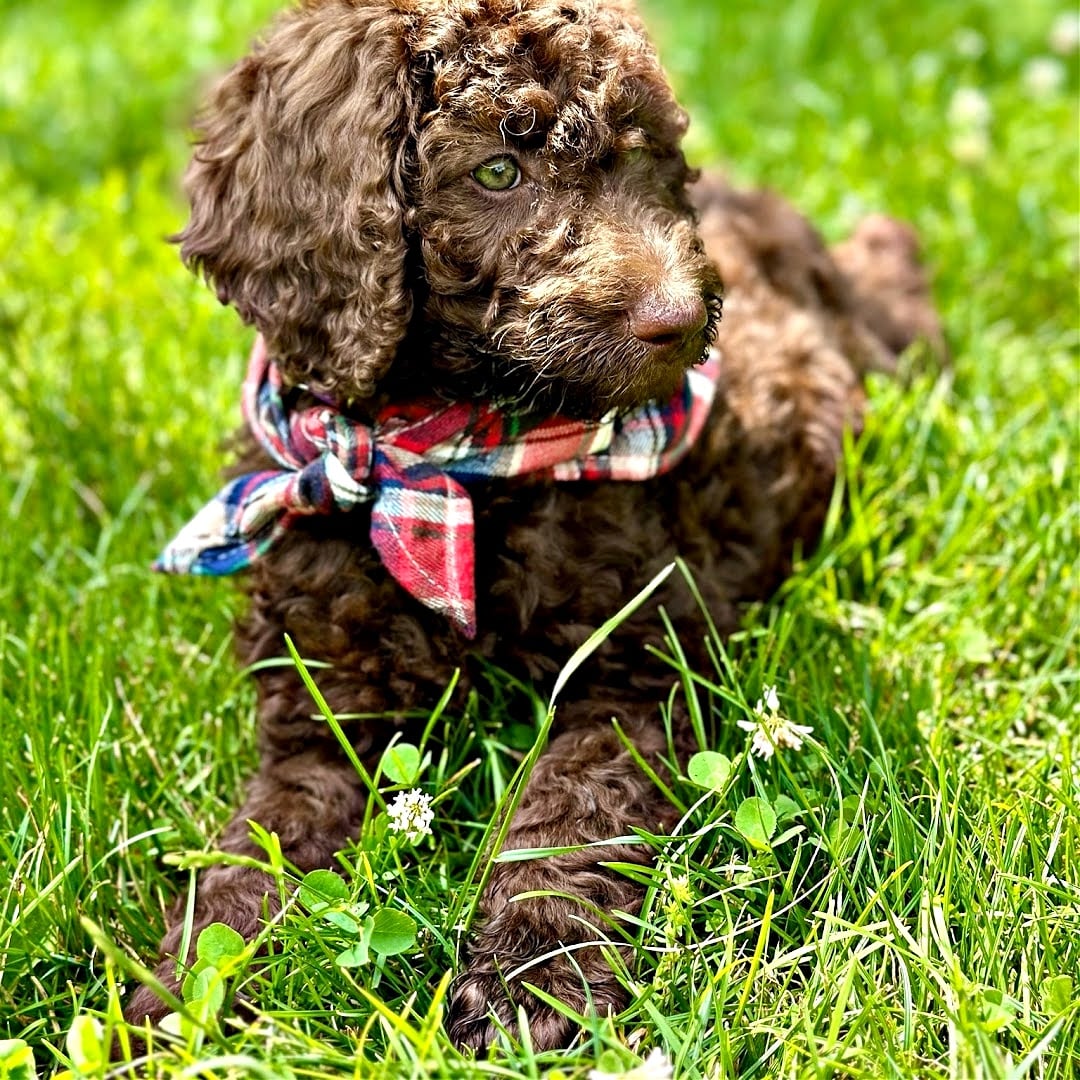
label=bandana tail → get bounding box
[369,457,478,639]
[154,470,291,576]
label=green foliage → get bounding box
[733,797,778,849]
[0,1041,36,1080]
[686,750,732,791]
[381,742,423,786]
[295,869,418,968]
[0,0,1076,1077]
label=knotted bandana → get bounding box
[157,335,720,638]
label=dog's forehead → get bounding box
[412,0,682,152]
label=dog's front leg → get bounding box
[123,743,367,1031]
[447,720,674,1052]
[124,528,458,1038]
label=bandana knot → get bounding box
[157,335,720,638]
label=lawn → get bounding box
[0,0,1077,1077]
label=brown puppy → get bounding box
[127,0,940,1052]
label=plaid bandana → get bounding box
[157,335,720,638]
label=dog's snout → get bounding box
[628,293,708,349]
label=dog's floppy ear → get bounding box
[178,1,416,399]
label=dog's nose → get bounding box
[628,293,708,349]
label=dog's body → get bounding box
[128,0,941,1051]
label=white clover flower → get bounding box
[666,873,693,906]
[736,685,813,760]
[948,86,992,129]
[954,28,986,59]
[386,788,434,842]
[589,1048,674,1080]
[755,684,781,715]
[737,717,814,759]
[950,129,991,165]
[910,51,943,84]
[1023,56,1067,99]
[1049,11,1080,55]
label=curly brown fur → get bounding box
[127,0,942,1053]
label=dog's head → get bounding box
[180,0,722,418]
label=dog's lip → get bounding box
[648,326,713,371]
[608,334,706,411]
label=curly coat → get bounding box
[126,0,941,1052]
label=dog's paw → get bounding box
[446,949,628,1052]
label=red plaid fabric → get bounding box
[157,335,720,637]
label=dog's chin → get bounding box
[507,295,721,419]
[526,333,711,420]
[428,318,714,420]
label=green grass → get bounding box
[1,0,1077,1076]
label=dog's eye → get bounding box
[472,156,521,191]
